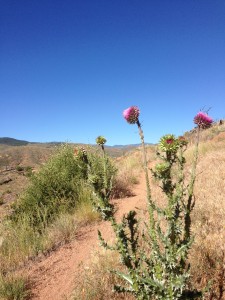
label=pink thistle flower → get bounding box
[123,106,140,124]
[194,112,213,129]
[166,138,174,144]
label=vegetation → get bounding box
[0,274,29,300]
[0,115,224,299]
[87,107,223,299]
[10,145,89,230]
[73,250,134,300]
[75,138,225,299]
[0,144,117,298]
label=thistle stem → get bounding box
[101,145,107,191]
[136,120,151,201]
[189,126,200,197]
[185,126,200,241]
[136,120,156,240]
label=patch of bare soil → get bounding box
[27,175,147,300]
[0,169,29,218]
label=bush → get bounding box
[0,144,116,278]
[10,145,88,230]
[0,273,29,300]
[10,144,117,231]
[16,165,24,172]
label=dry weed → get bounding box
[72,249,134,300]
[113,146,155,199]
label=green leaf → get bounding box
[114,271,133,285]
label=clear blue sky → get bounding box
[1,0,224,145]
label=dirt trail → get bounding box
[27,176,147,300]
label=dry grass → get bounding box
[0,144,53,171]
[44,213,79,250]
[184,120,225,145]
[188,142,225,298]
[0,200,99,273]
[0,216,43,272]
[112,146,155,199]
[72,249,134,300]
[0,273,30,300]
[44,205,100,252]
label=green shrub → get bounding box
[10,145,89,230]
[10,144,116,231]
[0,142,116,298]
[24,166,33,177]
[0,274,29,300]
[16,166,24,172]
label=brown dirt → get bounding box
[26,175,147,300]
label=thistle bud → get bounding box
[96,136,107,145]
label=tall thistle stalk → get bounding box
[136,119,156,244]
[97,106,213,299]
[136,119,151,202]
[184,112,213,241]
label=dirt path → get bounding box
[27,176,147,300]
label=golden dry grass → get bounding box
[72,249,135,300]
[188,141,225,297]
[112,146,155,199]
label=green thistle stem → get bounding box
[189,126,200,197]
[136,120,151,201]
[136,120,156,240]
[185,126,200,241]
[101,144,107,191]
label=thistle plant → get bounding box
[85,136,115,220]
[98,106,213,299]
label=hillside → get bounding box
[0,120,224,219]
[0,137,150,160]
[0,121,225,299]
[29,122,225,299]
[0,140,154,218]
[0,137,29,146]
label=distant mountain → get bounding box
[0,137,154,148]
[110,143,154,148]
[0,137,29,146]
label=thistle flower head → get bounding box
[96,136,107,145]
[159,134,179,152]
[123,106,140,124]
[194,112,213,129]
